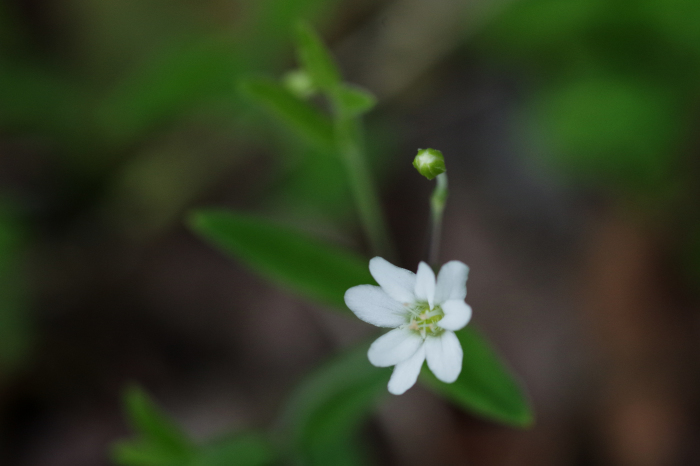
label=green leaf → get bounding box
[188,209,533,428]
[191,433,276,466]
[0,206,31,374]
[269,144,353,224]
[480,0,604,61]
[531,76,679,191]
[123,386,193,455]
[294,22,341,91]
[188,210,372,310]
[421,327,534,428]
[276,342,390,465]
[336,84,377,117]
[98,38,242,146]
[112,440,188,466]
[239,77,334,148]
[0,59,89,150]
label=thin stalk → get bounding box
[429,173,448,268]
[332,104,395,259]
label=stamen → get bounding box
[406,304,445,337]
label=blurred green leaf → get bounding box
[294,22,341,92]
[0,60,89,148]
[188,210,372,310]
[98,38,242,145]
[277,342,389,465]
[336,84,377,117]
[189,210,532,428]
[123,386,193,455]
[480,0,604,62]
[116,387,276,466]
[421,327,534,428]
[643,0,700,61]
[531,76,680,191]
[192,433,276,466]
[0,206,30,374]
[271,145,352,222]
[239,77,334,148]
[112,440,187,466]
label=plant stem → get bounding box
[333,109,395,259]
[429,173,448,268]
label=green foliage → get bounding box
[421,328,534,427]
[240,22,390,256]
[188,210,372,310]
[335,84,377,117]
[190,434,276,466]
[277,342,390,465]
[239,78,334,149]
[294,22,341,92]
[642,0,700,60]
[188,209,533,427]
[98,38,242,146]
[0,60,89,148]
[122,386,193,456]
[480,0,700,200]
[270,145,352,223]
[114,386,275,466]
[531,76,680,190]
[113,440,187,466]
[480,0,604,63]
[0,210,30,374]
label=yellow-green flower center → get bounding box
[407,302,444,337]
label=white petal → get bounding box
[439,300,472,331]
[368,327,423,368]
[388,344,426,395]
[369,257,416,304]
[434,261,469,304]
[425,331,463,383]
[344,285,408,328]
[414,262,436,309]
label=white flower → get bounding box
[344,257,472,395]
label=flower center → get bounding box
[407,302,444,338]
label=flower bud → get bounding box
[413,148,446,180]
[283,69,316,99]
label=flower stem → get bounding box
[332,103,395,259]
[429,173,448,268]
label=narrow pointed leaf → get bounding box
[189,209,533,428]
[294,22,341,91]
[123,386,192,454]
[98,39,242,145]
[239,77,334,148]
[192,433,276,466]
[188,210,371,310]
[276,342,390,465]
[112,440,188,466]
[420,327,534,428]
[336,84,377,117]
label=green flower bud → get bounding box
[413,148,446,180]
[283,69,316,99]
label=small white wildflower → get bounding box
[345,257,472,395]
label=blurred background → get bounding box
[2,0,700,464]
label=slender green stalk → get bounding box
[429,173,448,268]
[332,109,395,259]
